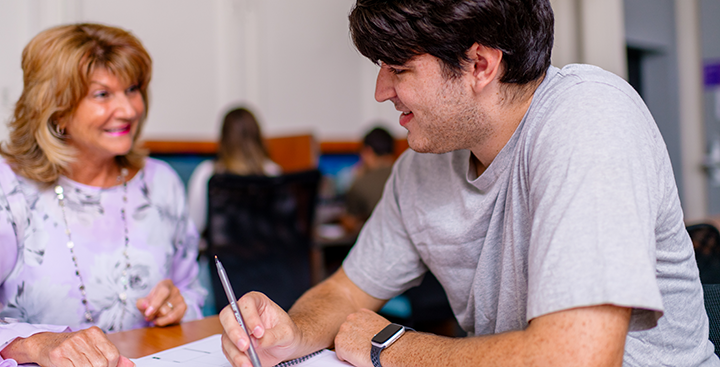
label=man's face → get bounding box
[374,54,492,154]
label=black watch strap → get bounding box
[371,344,383,367]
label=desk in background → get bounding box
[106,316,223,358]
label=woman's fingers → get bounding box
[138,279,187,326]
[153,296,187,326]
[140,281,172,320]
[40,327,125,367]
[117,355,136,367]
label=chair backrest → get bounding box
[207,170,321,312]
[688,223,720,284]
[703,284,720,357]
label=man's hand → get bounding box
[136,279,187,327]
[0,327,135,367]
[334,304,631,367]
[334,309,391,367]
[220,291,302,367]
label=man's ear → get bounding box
[467,43,503,93]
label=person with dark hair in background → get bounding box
[340,126,396,234]
[220,1,718,366]
[187,107,281,235]
[0,23,206,367]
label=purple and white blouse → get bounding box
[0,158,206,358]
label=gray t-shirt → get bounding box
[343,64,718,365]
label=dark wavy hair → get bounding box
[363,126,395,156]
[349,0,554,84]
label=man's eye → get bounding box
[389,67,406,75]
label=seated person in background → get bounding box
[187,107,281,236]
[220,0,717,366]
[0,23,206,367]
[688,223,720,283]
[340,126,396,234]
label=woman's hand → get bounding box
[0,327,134,367]
[136,279,187,326]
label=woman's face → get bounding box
[65,68,144,163]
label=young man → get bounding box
[221,1,718,366]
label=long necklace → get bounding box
[54,167,130,326]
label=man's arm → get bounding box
[335,304,631,367]
[290,267,386,352]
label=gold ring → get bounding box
[167,301,174,310]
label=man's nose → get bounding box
[374,66,396,103]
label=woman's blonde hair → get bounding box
[1,23,152,184]
[215,107,271,175]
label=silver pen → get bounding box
[215,256,262,367]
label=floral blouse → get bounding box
[0,158,206,355]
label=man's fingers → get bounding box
[222,332,252,367]
[237,292,267,339]
[220,306,251,351]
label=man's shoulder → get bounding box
[553,64,625,83]
[527,64,649,134]
[541,64,635,99]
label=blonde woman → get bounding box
[0,24,206,366]
[187,107,281,234]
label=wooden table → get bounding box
[106,316,223,358]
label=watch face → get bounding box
[372,323,404,344]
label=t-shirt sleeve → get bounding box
[343,154,426,300]
[525,82,664,330]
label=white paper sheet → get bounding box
[131,334,351,367]
[131,334,231,367]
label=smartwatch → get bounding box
[370,323,408,367]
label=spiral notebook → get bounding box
[131,334,350,367]
[275,349,350,367]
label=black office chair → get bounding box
[688,223,720,284]
[207,170,321,312]
[703,284,720,357]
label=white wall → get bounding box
[550,0,627,78]
[0,0,405,143]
